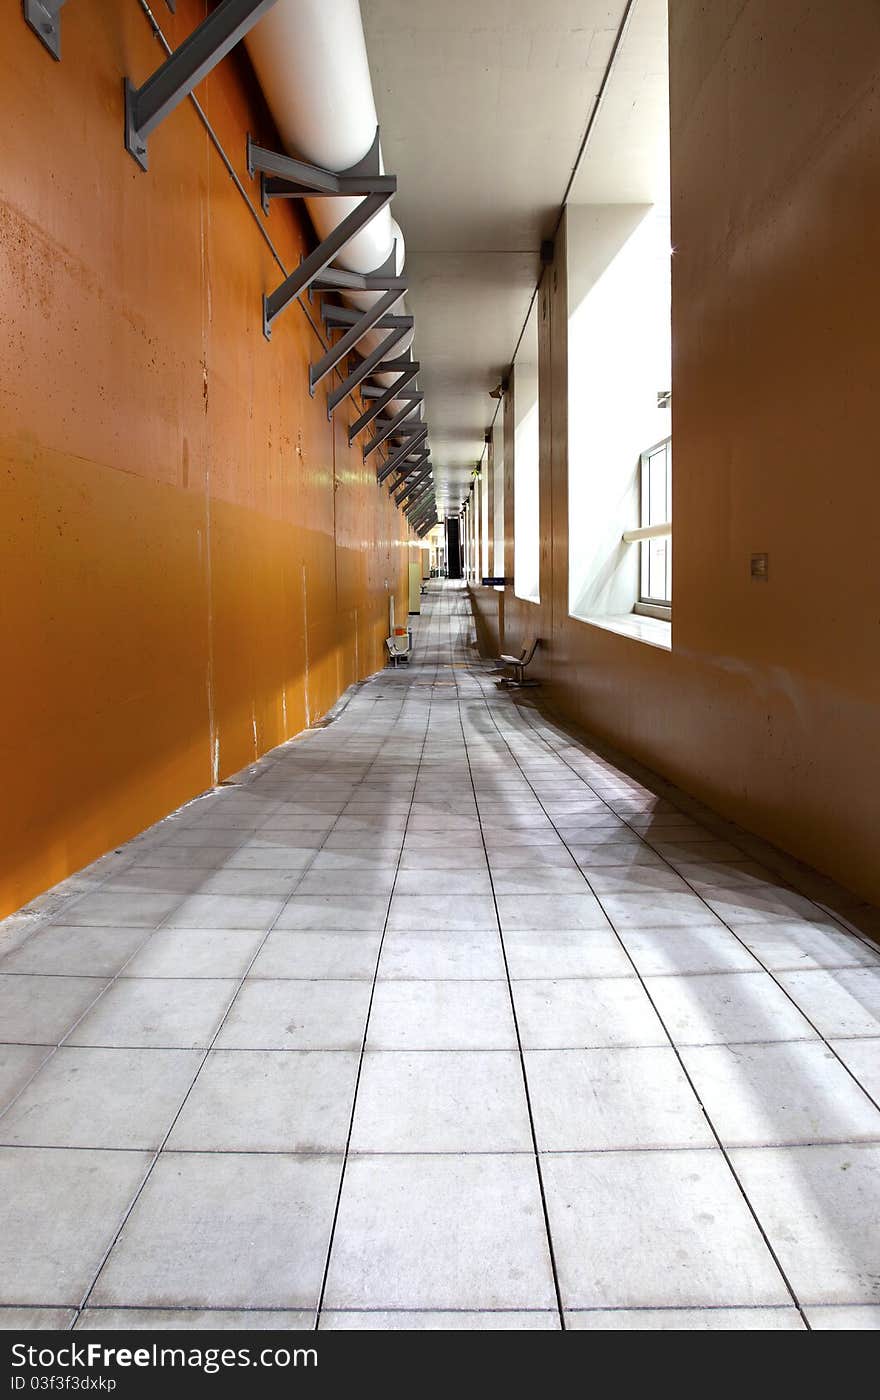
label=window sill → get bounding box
[574,611,672,651]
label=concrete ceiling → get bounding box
[360,0,669,514]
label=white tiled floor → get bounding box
[1,581,879,1332]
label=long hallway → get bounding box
[1,582,878,1331]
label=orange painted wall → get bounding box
[492,0,880,904]
[0,1,413,918]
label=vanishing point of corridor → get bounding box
[1,584,878,1332]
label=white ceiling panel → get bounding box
[360,0,668,511]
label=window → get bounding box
[637,436,671,613]
[514,299,540,603]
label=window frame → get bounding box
[636,436,672,615]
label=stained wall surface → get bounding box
[0,2,413,917]
[488,0,880,904]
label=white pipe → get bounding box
[621,523,672,543]
[245,1,414,375]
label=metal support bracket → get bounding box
[326,331,411,417]
[396,469,432,507]
[309,288,405,394]
[263,190,395,338]
[311,268,407,294]
[246,129,429,458]
[392,453,430,490]
[322,305,411,333]
[404,497,434,526]
[402,490,433,518]
[348,365,420,442]
[378,428,428,485]
[409,499,436,527]
[410,490,436,517]
[125,0,278,170]
[23,0,65,59]
[247,129,389,213]
[250,133,401,338]
[363,400,423,459]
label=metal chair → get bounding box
[497,636,540,687]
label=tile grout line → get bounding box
[0,793,301,1128]
[312,629,437,1331]
[64,712,415,1331]
[460,598,811,1328]
[509,698,880,1119]
[447,585,566,1330]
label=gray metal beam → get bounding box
[23,0,65,59]
[378,428,428,484]
[371,356,416,375]
[397,470,433,505]
[394,449,430,475]
[246,135,395,212]
[125,0,279,170]
[322,305,411,332]
[389,454,430,491]
[348,367,420,443]
[264,190,393,338]
[397,471,432,507]
[405,499,434,527]
[362,379,421,399]
[309,288,404,394]
[363,399,422,460]
[311,268,407,294]
[400,479,433,510]
[406,472,435,500]
[326,327,410,417]
[394,458,431,491]
[408,508,434,533]
[409,500,436,528]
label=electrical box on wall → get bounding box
[751,553,769,581]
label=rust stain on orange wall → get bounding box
[0,1,412,917]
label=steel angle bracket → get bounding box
[309,288,406,394]
[391,444,430,474]
[363,399,423,459]
[249,130,401,339]
[384,438,429,481]
[322,305,411,333]
[377,428,428,485]
[393,448,430,478]
[348,365,420,443]
[263,192,395,339]
[326,329,411,418]
[125,0,278,170]
[409,500,436,527]
[396,455,432,487]
[406,499,434,527]
[248,127,387,212]
[397,472,432,508]
[23,0,65,59]
[396,474,433,510]
[406,476,435,504]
